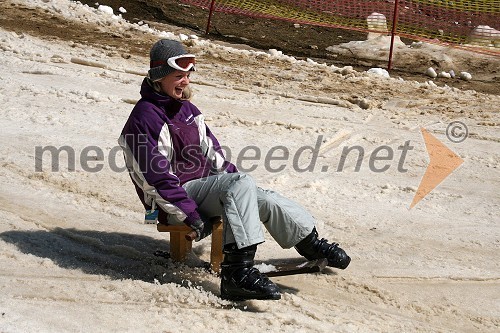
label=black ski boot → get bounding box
[295,228,351,269]
[220,243,281,301]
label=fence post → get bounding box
[206,0,217,35]
[388,0,400,70]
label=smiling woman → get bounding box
[117,38,351,301]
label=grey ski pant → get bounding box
[168,172,315,249]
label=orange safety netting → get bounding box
[181,0,500,55]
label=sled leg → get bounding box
[210,220,223,273]
[168,229,192,262]
[157,218,223,273]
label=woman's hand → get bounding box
[189,219,204,241]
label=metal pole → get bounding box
[388,0,400,70]
[206,0,217,35]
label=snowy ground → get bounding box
[0,1,499,332]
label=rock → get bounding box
[438,71,451,78]
[459,72,472,81]
[425,67,437,78]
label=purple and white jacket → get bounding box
[118,79,237,226]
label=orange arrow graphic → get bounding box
[410,127,464,209]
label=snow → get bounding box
[97,5,114,16]
[0,0,499,332]
[254,263,277,273]
[367,68,390,78]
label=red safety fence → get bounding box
[180,0,500,67]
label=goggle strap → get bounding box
[150,60,167,67]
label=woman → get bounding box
[119,39,350,301]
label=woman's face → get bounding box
[159,70,191,99]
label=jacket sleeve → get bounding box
[120,112,201,226]
[205,124,238,174]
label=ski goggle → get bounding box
[150,54,196,72]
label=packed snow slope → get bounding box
[0,1,499,332]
